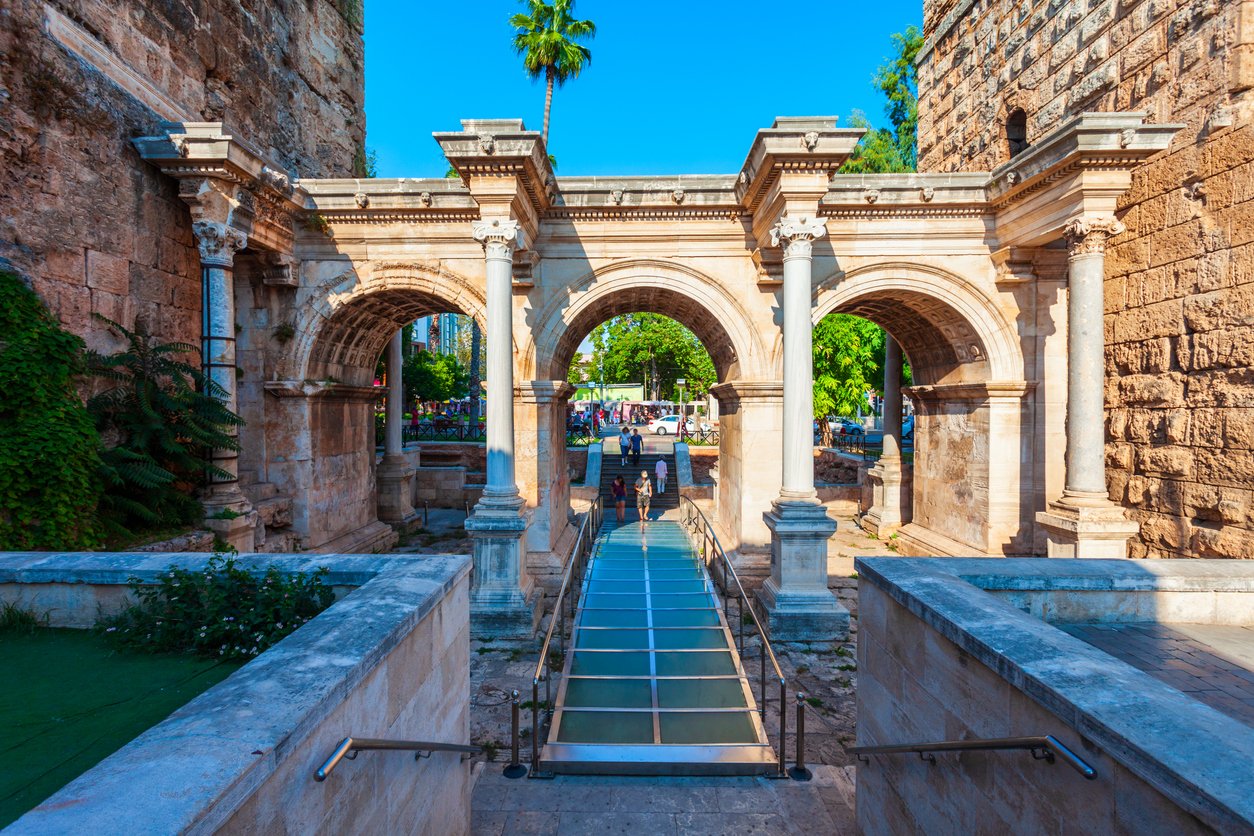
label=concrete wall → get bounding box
[3,552,473,836]
[0,0,364,357]
[855,557,1254,834]
[918,0,1254,558]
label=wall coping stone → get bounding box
[4,552,471,835]
[856,557,1254,834]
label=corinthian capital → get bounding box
[472,218,526,260]
[1063,216,1125,256]
[192,221,247,267]
[769,215,827,258]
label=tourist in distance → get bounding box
[619,426,631,466]
[635,470,652,524]
[655,457,668,494]
[610,474,627,523]
[630,428,642,466]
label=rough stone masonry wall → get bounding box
[0,0,365,355]
[918,0,1254,558]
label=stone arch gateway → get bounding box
[134,112,1180,641]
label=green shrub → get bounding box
[0,602,48,633]
[98,554,334,660]
[0,270,103,549]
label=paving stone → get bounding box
[555,811,677,835]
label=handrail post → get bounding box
[790,692,812,780]
[531,680,540,772]
[760,631,767,719]
[778,679,787,777]
[504,690,527,778]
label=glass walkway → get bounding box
[540,519,777,775]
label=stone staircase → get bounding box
[599,446,678,516]
[239,473,297,552]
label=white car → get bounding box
[648,415,710,435]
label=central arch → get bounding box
[526,259,767,383]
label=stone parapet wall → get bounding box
[3,551,472,835]
[919,0,1254,558]
[0,0,365,355]
[855,557,1254,833]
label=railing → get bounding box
[314,736,482,781]
[848,735,1097,779]
[376,423,487,447]
[678,495,789,777]
[679,426,720,446]
[565,429,597,447]
[522,494,604,777]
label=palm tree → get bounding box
[510,0,595,145]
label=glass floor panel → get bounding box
[586,580,647,594]
[649,580,710,594]
[570,651,651,676]
[657,679,749,709]
[556,710,654,744]
[659,711,759,744]
[579,609,649,629]
[651,609,722,628]
[655,651,737,676]
[649,593,716,609]
[583,593,648,609]
[653,629,728,650]
[563,679,653,709]
[575,629,651,650]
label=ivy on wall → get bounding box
[0,270,103,549]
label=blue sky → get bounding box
[363,1,922,178]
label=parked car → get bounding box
[902,415,914,440]
[647,415,710,435]
[837,419,865,436]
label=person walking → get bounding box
[655,457,668,494]
[634,470,652,524]
[611,474,627,523]
[630,428,642,466]
[619,426,631,466]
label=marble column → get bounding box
[760,215,849,644]
[377,329,414,523]
[863,335,906,536]
[192,220,255,552]
[1036,216,1139,557]
[465,218,539,638]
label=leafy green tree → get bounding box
[87,316,242,536]
[404,349,467,405]
[585,314,715,402]
[0,270,102,549]
[813,315,885,445]
[840,26,922,174]
[510,0,596,144]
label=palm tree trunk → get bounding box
[469,319,482,419]
[542,67,554,144]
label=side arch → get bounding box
[525,258,768,382]
[286,261,488,386]
[809,262,1024,386]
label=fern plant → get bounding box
[87,315,243,536]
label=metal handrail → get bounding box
[528,494,604,773]
[678,495,788,777]
[314,736,482,781]
[848,735,1097,779]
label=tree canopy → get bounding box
[581,314,715,402]
[840,26,922,174]
[509,0,595,143]
[403,349,468,405]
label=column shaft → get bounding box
[385,329,404,459]
[1065,249,1108,498]
[781,248,817,499]
[484,245,517,499]
[882,336,902,463]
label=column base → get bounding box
[761,501,849,645]
[861,459,905,538]
[1036,499,1140,558]
[203,491,257,553]
[466,502,542,640]
[376,459,415,523]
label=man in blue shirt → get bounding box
[630,428,642,466]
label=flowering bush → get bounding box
[98,554,333,661]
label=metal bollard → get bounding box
[790,692,812,780]
[503,690,527,778]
